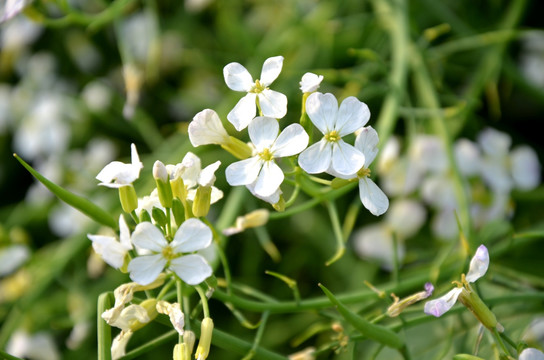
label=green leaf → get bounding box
[318,283,404,349]
[14,154,117,229]
[98,292,113,360]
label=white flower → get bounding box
[386,199,427,239]
[128,219,213,285]
[409,135,448,174]
[0,244,30,276]
[351,223,405,271]
[7,330,60,360]
[511,145,541,190]
[226,116,308,197]
[0,0,30,23]
[300,72,323,93]
[189,109,230,146]
[96,143,143,188]
[424,245,489,317]
[454,138,481,176]
[87,215,133,269]
[329,127,389,216]
[223,56,288,131]
[520,348,544,360]
[298,92,368,176]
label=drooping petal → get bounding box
[260,56,283,86]
[111,330,133,360]
[466,244,489,283]
[223,62,254,92]
[227,93,257,131]
[354,126,379,166]
[128,254,167,285]
[119,215,132,250]
[253,161,284,197]
[225,156,262,186]
[246,181,282,205]
[169,254,212,285]
[156,301,185,335]
[272,123,309,158]
[335,97,370,136]
[298,139,332,174]
[359,177,389,216]
[331,140,365,176]
[131,222,168,252]
[171,218,212,253]
[258,90,287,120]
[88,235,128,269]
[248,116,279,151]
[189,109,230,146]
[96,161,138,188]
[305,92,338,134]
[424,287,463,317]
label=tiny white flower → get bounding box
[298,92,368,176]
[511,145,541,190]
[128,219,213,285]
[226,116,308,197]
[520,348,544,360]
[329,127,388,216]
[351,223,405,271]
[87,215,133,269]
[223,56,288,131]
[7,330,60,360]
[424,245,489,317]
[299,72,323,93]
[189,109,230,147]
[96,143,143,188]
[0,244,30,276]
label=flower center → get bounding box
[324,130,340,143]
[357,167,371,178]
[258,148,274,161]
[161,245,177,261]
[251,79,267,94]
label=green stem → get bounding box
[195,285,210,318]
[325,200,345,266]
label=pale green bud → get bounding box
[195,317,213,360]
[119,185,138,213]
[192,186,212,218]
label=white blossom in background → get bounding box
[298,92,368,176]
[454,138,481,177]
[409,135,449,174]
[386,199,427,239]
[520,348,544,360]
[424,245,489,317]
[87,215,133,269]
[0,244,30,276]
[82,80,113,113]
[6,330,60,360]
[299,72,323,93]
[96,143,143,188]
[511,145,541,190]
[223,56,288,131]
[0,0,31,22]
[519,31,544,89]
[226,116,308,197]
[128,219,213,285]
[351,223,405,271]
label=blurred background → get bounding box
[1,0,543,359]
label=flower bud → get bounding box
[195,317,213,360]
[387,282,434,317]
[154,161,173,208]
[192,186,212,218]
[457,287,502,332]
[119,185,138,213]
[184,331,196,358]
[223,209,270,236]
[170,176,187,202]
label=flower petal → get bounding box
[354,126,379,166]
[119,215,132,250]
[156,301,184,335]
[272,123,309,158]
[300,72,323,93]
[466,244,489,283]
[331,140,365,176]
[305,92,338,134]
[511,145,541,191]
[88,235,128,269]
[171,218,212,253]
[335,97,370,136]
[359,178,389,216]
[131,222,168,252]
[519,348,544,360]
[189,109,229,146]
[225,156,262,186]
[198,161,221,187]
[260,56,283,86]
[254,161,284,197]
[424,287,463,317]
[227,93,257,131]
[128,254,167,285]
[223,62,253,92]
[248,116,279,151]
[298,139,332,174]
[169,254,212,285]
[258,90,287,119]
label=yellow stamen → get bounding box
[259,148,274,161]
[324,130,340,142]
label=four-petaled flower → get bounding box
[298,92,369,176]
[128,218,213,286]
[223,56,288,131]
[225,116,308,197]
[96,143,143,188]
[424,245,489,317]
